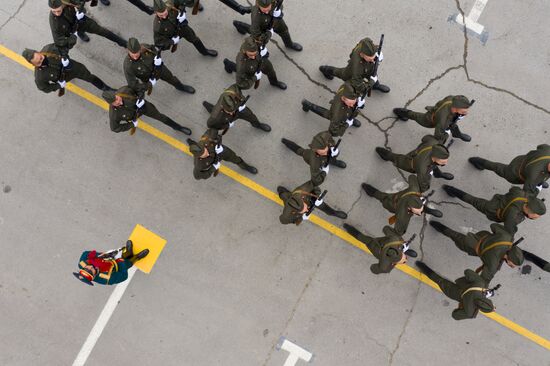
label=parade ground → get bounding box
[1,0,549,365]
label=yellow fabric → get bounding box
[461,287,485,298]
[382,240,404,250]
[430,100,452,126]
[478,241,513,257]
[497,197,528,221]
[525,155,550,167]
[128,224,167,274]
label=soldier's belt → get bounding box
[382,240,404,250]
[478,241,513,257]
[461,286,486,298]
[496,197,528,221]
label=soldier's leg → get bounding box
[442,185,488,213]
[126,0,154,15]
[523,250,550,272]
[416,262,461,301]
[158,65,195,94]
[429,221,477,256]
[65,61,111,91]
[232,20,251,35]
[317,202,347,219]
[219,145,257,174]
[237,107,271,131]
[407,111,433,128]
[343,224,376,250]
[479,160,518,183]
[301,99,330,119]
[223,58,237,74]
[218,0,251,15]
[375,148,414,173]
[142,101,192,135]
[281,138,305,157]
[180,25,218,57]
[261,59,287,90]
[80,18,127,47]
[273,18,302,51]
[202,101,214,113]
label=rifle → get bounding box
[147,50,163,95]
[58,67,67,97]
[98,247,123,259]
[324,138,341,168]
[367,34,384,98]
[403,233,418,257]
[446,139,454,149]
[304,189,327,218]
[253,45,264,89]
[485,283,501,298]
[267,0,284,34]
[191,0,200,15]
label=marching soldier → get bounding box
[301,81,362,137]
[430,221,523,284]
[375,135,452,193]
[442,184,546,235]
[319,36,389,93]
[73,240,149,286]
[343,224,418,274]
[233,0,302,51]
[361,175,443,235]
[277,181,347,225]
[22,45,112,94]
[202,83,271,133]
[281,131,346,187]
[416,262,496,320]
[94,0,155,15]
[49,0,127,49]
[393,95,473,143]
[102,87,192,135]
[188,128,257,180]
[469,144,550,195]
[123,38,195,95]
[152,0,218,57]
[223,37,287,90]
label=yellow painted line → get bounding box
[2,43,549,352]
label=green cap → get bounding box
[338,81,358,99]
[452,95,471,109]
[189,143,204,156]
[257,0,272,7]
[102,90,117,104]
[507,246,524,266]
[127,38,141,53]
[527,197,546,215]
[21,48,36,63]
[474,298,494,313]
[49,0,63,8]
[431,144,450,159]
[386,247,402,262]
[287,194,304,211]
[221,94,238,112]
[357,37,376,56]
[241,37,258,53]
[153,0,167,12]
[309,131,333,150]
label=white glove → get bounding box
[429,169,434,176]
[215,144,224,154]
[57,80,66,88]
[61,57,70,67]
[346,118,354,127]
[213,161,221,170]
[270,28,274,36]
[255,71,263,80]
[536,184,544,192]
[171,36,180,45]
[302,213,310,221]
[229,121,235,128]
[314,197,324,207]
[260,46,268,57]
[273,8,282,17]
[456,115,465,121]
[370,75,378,84]
[238,104,246,112]
[135,99,145,108]
[357,96,366,108]
[149,78,157,86]
[320,165,329,174]
[177,11,187,23]
[444,129,451,135]
[376,51,384,62]
[75,11,85,20]
[402,242,410,252]
[153,56,162,66]
[132,120,138,127]
[330,146,339,157]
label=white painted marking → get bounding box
[455,0,488,34]
[72,267,137,366]
[278,339,313,366]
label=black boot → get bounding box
[372,81,390,93]
[432,167,454,180]
[343,223,362,239]
[173,123,192,135]
[280,32,302,51]
[277,185,289,196]
[352,119,361,127]
[127,0,155,14]
[135,249,149,260]
[429,220,449,234]
[415,261,435,277]
[405,249,418,258]
[223,58,236,74]
[301,99,313,112]
[232,20,251,35]
[468,157,487,170]
[175,82,196,94]
[90,76,108,91]
[393,108,410,121]
[361,183,378,197]
[270,80,287,90]
[330,159,347,169]
[375,147,392,161]
[238,159,258,174]
[193,40,217,57]
[442,184,465,199]
[239,5,251,14]
[77,31,90,42]
[319,65,334,80]
[319,202,347,219]
[202,101,214,113]
[125,240,134,257]
[424,206,443,217]
[106,32,127,48]
[100,0,110,5]
[219,0,250,14]
[281,138,302,154]
[251,122,271,132]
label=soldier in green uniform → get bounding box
[301,81,362,136]
[152,0,217,57]
[22,45,112,94]
[393,95,473,142]
[343,224,418,274]
[223,36,287,90]
[123,38,195,95]
[277,181,347,225]
[49,0,127,50]
[202,83,271,133]
[361,175,443,235]
[188,128,257,180]
[102,87,192,134]
[442,184,546,235]
[375,135,452,193]
[233,0,302,51]
[95,0,154,15]
[281,131,346,187]
[469,144,550,195]
[319,36,389,93]
[416,262,496,320]
[73,240,149,286]
[430,221,524,284]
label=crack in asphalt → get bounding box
[0,0,28,32]
[430,200,471,209]
[345,188,363,216]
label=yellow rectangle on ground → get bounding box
[128,224,166,274]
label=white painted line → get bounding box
[278,338,313,366]
[454,0,488,34]
[72,267,138,366]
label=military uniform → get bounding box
[96,0,154,15]
[202,84,270,133]
[417,263,495,320]
[393,95,473,143]
[123,38,195,95]
[319,37,389,93]
[469,144,550,195]
[443,185,546,235]
[22,45,110,94]
[232,0,302,51]
[301,81,362,137]
[278,181,347,225]
[430,222,523,284]
[344,224,407,274]
[102,87,192,134]
[223,37,286,90]
[48,0,127,52]
[152,0,217,56]
[188,128,257,180]
[376,135,451,192]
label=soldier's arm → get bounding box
[348,52,364,82]
[452,302,478,320]
[374,253,395,274]
[153,24,174,51]
[309,157,326,187]
[479,261,497,284]
[250,9,271,45]
[49,18,73,49]
[35,77,61,93]
[416,168,431,193]
[522,167,544,194]
[123,61,149,95]
[109,109,133,133]
[235,64,255,90]
[432,111,449,140]
[393,213,410,236]
[503,209,520,235]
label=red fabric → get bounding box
[86,250,114,272]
